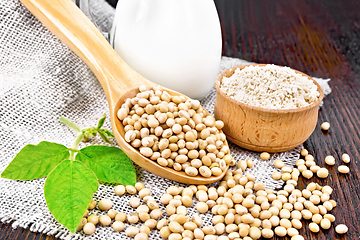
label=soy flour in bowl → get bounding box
[219,64,320,109]
[214,64,324,152]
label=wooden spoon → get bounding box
[20,0,229,184]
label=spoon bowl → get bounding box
[113,87,229,184]
[21,0,228,184]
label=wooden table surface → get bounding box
[1,0,359,239]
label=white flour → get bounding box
[220,65,320,109]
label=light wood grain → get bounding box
[19,0,228,184]
[214,64,324,152]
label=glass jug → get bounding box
[78,0,222,99]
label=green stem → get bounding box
[70,133,84,160]
[68,148,80,153]
[60,117,81,133]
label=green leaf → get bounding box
[98,130,110,143]
[76,146,136,185]
[1,141,70,180]
[99,129,115,138]
[97,113,106,129]
[98,129,115,143]
[44,160,98,233]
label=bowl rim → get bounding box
[215,64,324,114]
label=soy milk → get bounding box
[110,0,222,99]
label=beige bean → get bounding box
[300,149,309,156]
[83,222,96,235]
[302,170,313,179]
[127,212,139,224]
[144,219,157,229]
[193,228,205,239]
[274,159,284,169]
[260,152,270,160]
[166,204,176,216]
[115,212,126,222]
[168,233,182,240]
[115,185,126,196]
[191,214,203,227]
[274,226,287,237]
[280,219,292,229]
[168,221,182,233]
[338,165,350,173]
[150,209,162,220]
[185,166,198,176]
[160,193,173,205]
[203,226,216,235]
[159,226,171,239]
[241,214,254,224]
[310,165,320,173]
[217,204,229,215]
[261,228,274,238]
[317,168,329,178]
[196,202,209,214]
[282,166,293,173]
[181,195,193,207]
[321,122,330,130]
[107,209,117,219]
[301,210,312,220]
[182,230,194,239]
[126,226,139,237]
[134,233,148,240]
[320,218,331,229]
[309,222,320,233]
[282,173,291,181]
[287,228,299,237]
[183,221,197,231]
[305,154,315,161]
[98,199,113,211]
[291,219,302,229]
[342,153,351,163]
[112,221,125,232]
[87,214,99,225]
[325,155,335,165]
[335,224,348,234]
[249,227,261,239]
[270,216,280,227]
[324,214,335,222]
[272,171,282,180]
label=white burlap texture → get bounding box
[0,0,331,239]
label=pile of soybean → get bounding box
[78,148,349,240]
[117,86,233,178]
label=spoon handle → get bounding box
[20,0,152,108]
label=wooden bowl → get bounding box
[214,64,324,153]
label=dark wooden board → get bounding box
[1,0,359,239]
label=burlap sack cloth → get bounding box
[0,0,331,239]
